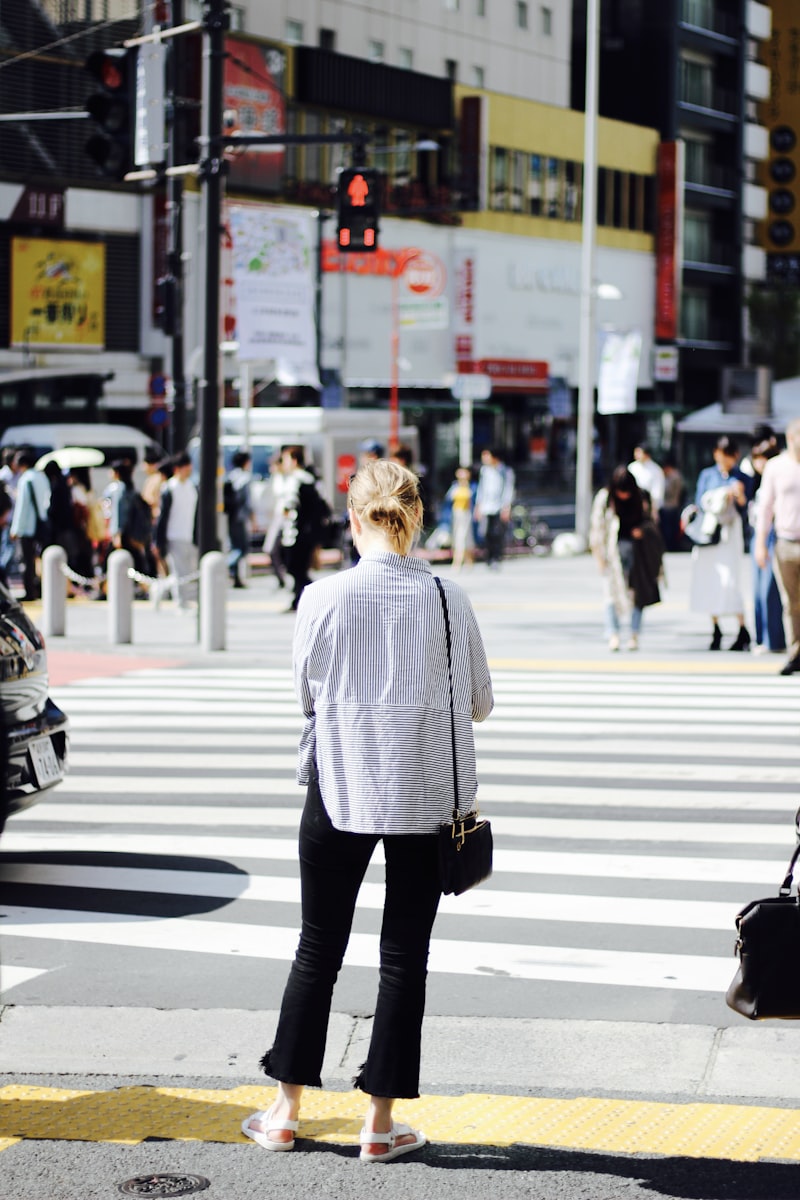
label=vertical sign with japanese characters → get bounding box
[654,142,684,342]
[10,237,105,349]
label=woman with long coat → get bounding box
[689,436,752,651]
[590,466,664,651]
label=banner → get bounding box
[597,329,642,415]
[225,38,286,193]
[11,237,105,350]
[655,142,684,341]
[228,205,319,385]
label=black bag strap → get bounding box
[434,576,460,819]
[779,841,800,896]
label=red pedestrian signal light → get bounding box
[337,167,380,252]
[84,47,136,180]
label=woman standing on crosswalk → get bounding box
[242,458,494,1162]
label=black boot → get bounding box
[729,626,752,652]
[709,623,722,651]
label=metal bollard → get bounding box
[107,548,134,644]
[200,550,226,651]
[41,544,67,637]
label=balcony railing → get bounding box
[679,81,739,116]
[684,239,738,269]
[684,161,738,191]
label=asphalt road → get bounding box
[2,550,800,1198]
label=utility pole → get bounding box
[166,0,187,453]
[197,0,227,557]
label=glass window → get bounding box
[684,137,710,185]
[511,152,526,211]
[680,55,713,107]
[399,46,413,69]
[477,0,486,12]
[564,160,581,221]
[612,171,625,228]
[597,166,608,225]
[285,19,303,44]
[491,147,508,210]
[546,156,561,218]
[681,289,710,340]
[528,153,543,215]
[445,58,458,81]
[368,40,385,63]
[319,28,336,51]
[684,210,711,262]
[541,5,552,34]
[517,1,529,29]
[471,65,484,87]
[682,0,714,29]
[445,0,460,8]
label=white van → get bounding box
[0,422,162,491]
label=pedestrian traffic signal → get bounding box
[337,167,380,252]
[84,47,136,180]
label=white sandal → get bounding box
[359,1122,426,1163]
[241,1108,298,1152]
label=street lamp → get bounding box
[574,0,600,550]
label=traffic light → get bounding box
[766,125,798,253]
[155,275,178,336]
[84,47,136,180]
[337,167,380,252]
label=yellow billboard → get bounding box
[11,238,105,349]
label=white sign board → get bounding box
[135,43,166,167]
[451,373,492,401]
[654,345,679,382]
[597,330,643,415]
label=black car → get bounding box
[0,584,69,835]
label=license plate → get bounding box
[29,737,63,788]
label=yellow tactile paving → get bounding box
[3,1085,800,1162]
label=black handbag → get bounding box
[726,840,800,1020]
[433,576,493,896]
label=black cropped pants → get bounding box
[261,779,441,1098]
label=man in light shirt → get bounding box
[155,451,198,610]
[10,449,51,602]
[755,418,800,675]
[474,447,514,569]
[627,444,665,517]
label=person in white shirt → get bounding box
[628,444,666,516]
[155,451,198,610]
[474,447,514,569]
[243,458,493,1162]
[755,418,800,675]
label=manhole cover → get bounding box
[118,1175,210,1197]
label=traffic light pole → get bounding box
[197,0,227,558]
[166,0,187,454]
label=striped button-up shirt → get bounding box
[293,550,494,834]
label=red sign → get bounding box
[337,453,356,493]
[475,358,549,392]
[655,142,683,342]
[224,37,286,193]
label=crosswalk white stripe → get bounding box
[0,828,789,885]
[55,728,800,761]
[0,905,733,992]
[46,775,795,811]
[13,802,798,847]
[64,748,800,784]
[0,862,739,931]
[0,965,49,999]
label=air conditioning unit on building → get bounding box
[720,365,772,415]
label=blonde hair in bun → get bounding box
[347,459,422,555]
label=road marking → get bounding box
[1,829,791,884]
[0,905,733,992]
[12,802,800,846]
[0,861,740,930]
[0,965,48,1001]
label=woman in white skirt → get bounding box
[689,436,752,651]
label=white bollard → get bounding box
[41,544,67,637]
[107,548,134,644]
[200,550,227,652]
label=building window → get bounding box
[684,210,711,262]
[445,0,460,9]
[445,58,458,81]
[681,289,710,340]
[528,153,543,215]
[517,1,529,29]
[319,28,336,51]
[546,156,561,217]
[477,0,486,12]
[565,160,581,220]
[471,65,484,87]
[682,0,714,30]
[398,46,413,69]
[490,147,508,210]
[541,6,552,34]
[368,39,385,63]
[285,19,303,44]
[680,54,713,108]
[684,135,711,186]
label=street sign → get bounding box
[653,345,679,382]
[451,373,492,401]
